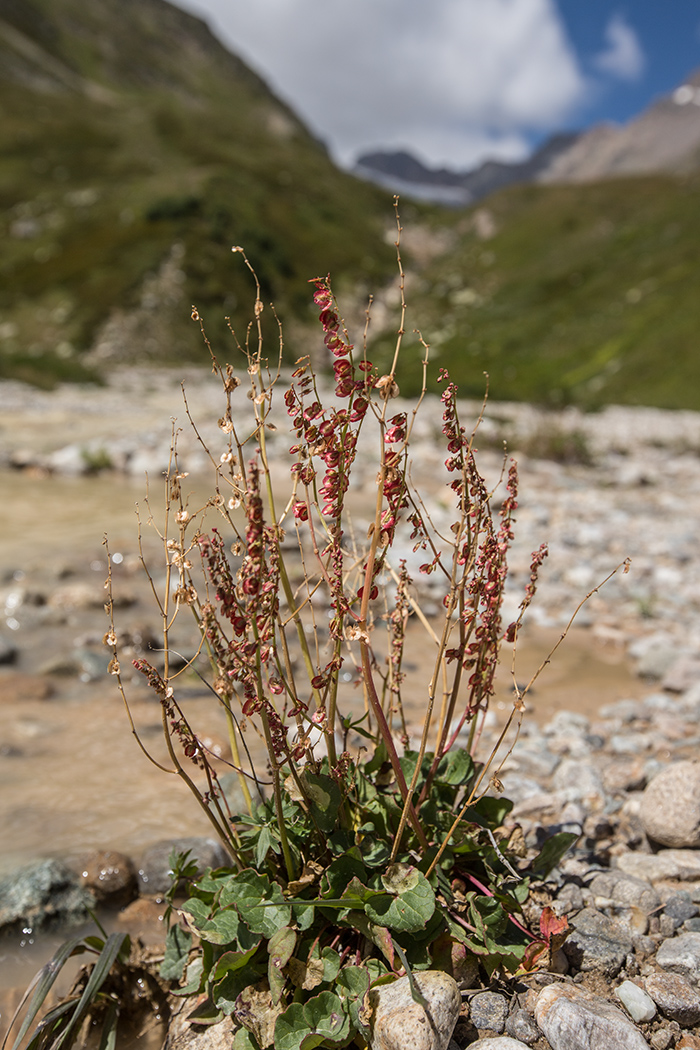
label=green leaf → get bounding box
[181,902,242,946]
[212,928,262,981]
[275,991,350,1050]
[160,925,192,981]
[173,956,205,996]
[364,865,436,933]
[435,749,475,786]
[344,911,395,966]
[255,825,276,868]
[302,771,341,833]
[220,870,292,939]
[530,831,579,877]
[232,1027,261,1050]
[187,997,224,1025]
[213,969,261,1016]
[268,926,296,1004]
[292,901,316,931]
[320,946,341,983]
[335,965,371,1039]
[470,795,513,826]
[322,852,367,899]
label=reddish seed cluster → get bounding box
[132,658,205,768]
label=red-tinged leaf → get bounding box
[539,906,569,946]
[521,939,549,973]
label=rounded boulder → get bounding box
[640,761,700,848]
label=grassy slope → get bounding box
[0,0,396,385]
[386,174,700,410]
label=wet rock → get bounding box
[615,980,657,1022]
[78,849,138,907]
[535,983,651,1050]
[369,970,460,1050]
[505,1007,540,1044]
[469,991,507,1032]
[656,933,700,981]
[137,837,231,894]
[616,850,700,883]
[0,672,54,703]
[645,972,700,1026]
[0,859,94,933]
[563,907,633,976]
[640,761,700,848]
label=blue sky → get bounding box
[172,0,700,170]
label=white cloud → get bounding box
[593,14,645,81]
[171,0,589,169]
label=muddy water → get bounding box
[0,466,648,1010]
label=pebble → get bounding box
[0,672,54,703]
[656,933,700,981]
[640,762,700,848]
[645,972,700,1026]
[615,851,700,883]
[563,907,633,976]
[615,980,657,1022]
[369,971,460,1050]
[469,991,508,1032]
[504,1007,541,1044]
[535,984,652,1050]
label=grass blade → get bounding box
[2,935,87,1050]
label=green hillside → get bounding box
[383,174,700,410]
[0,0,396,386]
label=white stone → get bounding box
[369,971,461,1050]
[615,980,657,1022]
[535,984,651,1050]
[466,1039,532,1050]
[640,761,700,848]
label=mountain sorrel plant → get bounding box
[13,207,588,1050]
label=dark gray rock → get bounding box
[0,859,94,933]
[469,991,507,1033]
[645,971,700,1026]
[563,907,633,976]
[137,836,231,894]
[505,1007,540,1044]
[664,894,699,929]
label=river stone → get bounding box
[656,933,700,981]
[0,859,94,933]
[640,761,700,847]
[535,984,652,1050]
[505,1007,540,1044]
[137,837,231,894]
[562,907,633,976]
[645,972,700,1025]
[616,850,700,883]
[369,971,460,1050]
[78,849,138,906]
[615,980,657,1022]
[469,991,507,1032]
